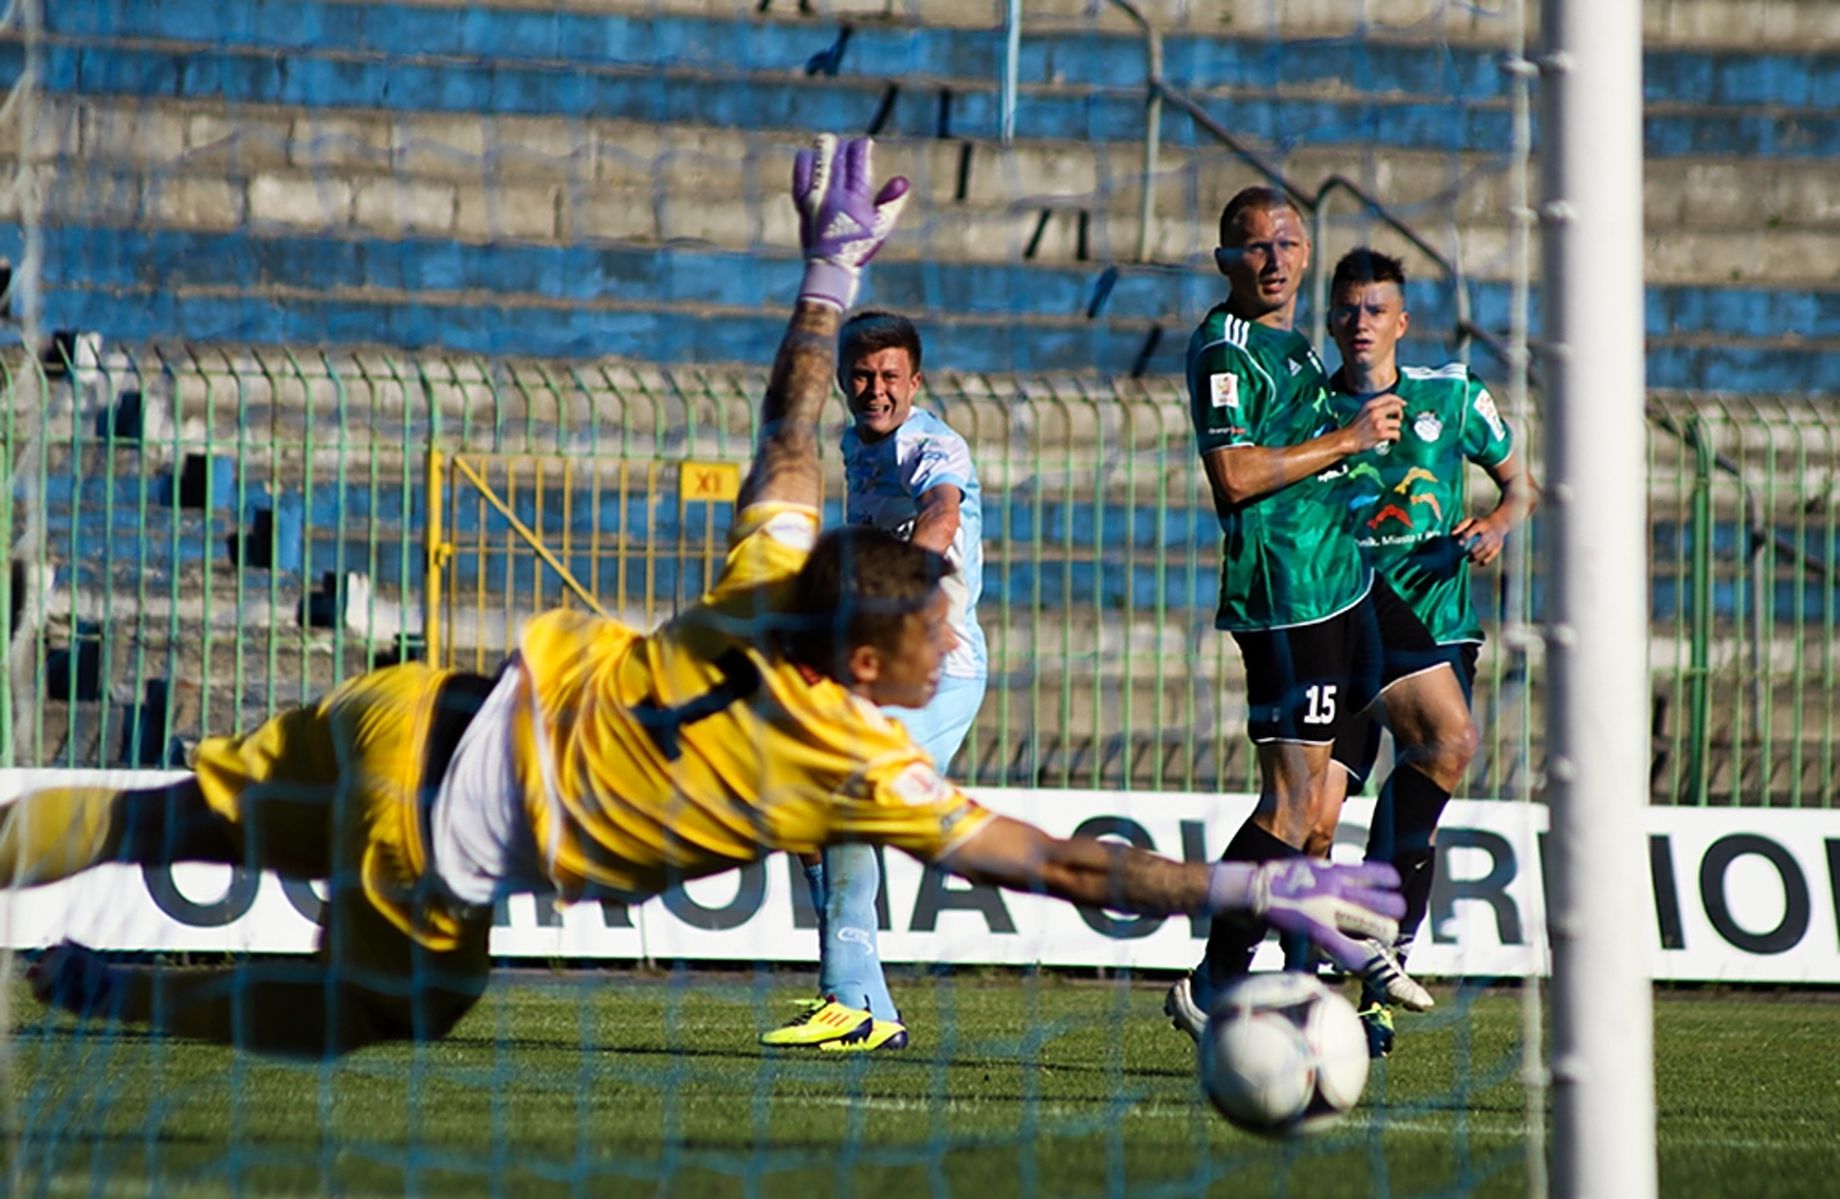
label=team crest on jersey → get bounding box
[1209,372,1239,409]
[1413,411,1443,442]
[1473,388,1508,439]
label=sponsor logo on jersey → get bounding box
[890,762,952,806]
[1287,358,1302,376]
[1413,411,1444,442]
[1393,466,1437,494]
[1344,462,1386,508]
[1473,388,1508,440]
[1363,466,1444,536]
[1209,372,1239,409]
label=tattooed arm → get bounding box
[735,303,842,513]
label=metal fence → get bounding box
[3,348,1835,805]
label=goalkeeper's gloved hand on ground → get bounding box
[1208,859,1404,975]
[792,133,910,311]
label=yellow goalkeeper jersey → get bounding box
[507,503,992,901]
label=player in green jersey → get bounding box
[1321,247,1540,1057]
[1167,189,1434,1040]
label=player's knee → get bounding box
[1399,715,1477,787]
[1432,714,1480,777]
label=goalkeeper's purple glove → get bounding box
[792,133,910,311]
[1207,859,1405,975]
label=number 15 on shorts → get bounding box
[1304,684,1338,725]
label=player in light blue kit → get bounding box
[761,311,988,1052]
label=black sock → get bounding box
[1365,765,1451,948]
[1204,819,1302,988]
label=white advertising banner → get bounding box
[1,770,1835,983]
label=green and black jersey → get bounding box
[1328,363,1515,645]
[1186,303,1371,632]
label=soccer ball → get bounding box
[1198,973,1370,1137]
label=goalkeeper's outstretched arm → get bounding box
[940,815,1404,973]
[735,301,838,514]
[737,134,909,514]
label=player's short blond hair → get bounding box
[1218,186,1305,247]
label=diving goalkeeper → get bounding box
[5,135,1403,1058]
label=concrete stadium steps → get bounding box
[26,618,1832,800]
[1650,677,1840,806]
[25,634,400,770]
[31,98,1840,287]
[32,1,1840,115]
[40,347,1840,513]
[6,9,1835,376]
[11,9,1840,228]
[40,347,1840,507]
[539,0,1840,54]
[44,347,1187,469]
[24,99,1840,288]
[17,372,1829,796]
[11,28,1836,164]
[36,471,1241,618]
[12,219,1836,384]
[41,490,1831,639]
[27,400,1829,638]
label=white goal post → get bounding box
[1540,1,1658,1196]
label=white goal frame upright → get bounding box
[1539,1,1658,1195]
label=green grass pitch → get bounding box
[5,970,1834,1197]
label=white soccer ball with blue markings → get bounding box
[1199,973,1370,1137]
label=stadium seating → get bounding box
[0,1,1835,378]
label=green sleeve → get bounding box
[1459,369,1514,468]
[1188,340,1266,452]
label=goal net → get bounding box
[0,0,1700,1193]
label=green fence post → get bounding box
[1684,415,1714,807]
[0,359,14,768]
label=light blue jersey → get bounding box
[822,409,989,1025]
[841,407,988,682]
